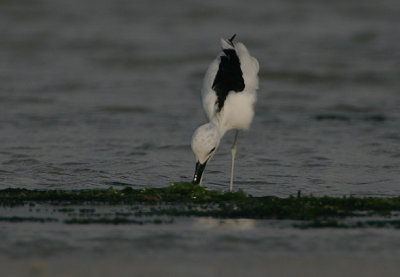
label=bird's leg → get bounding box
[230,130,239,192]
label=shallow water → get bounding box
[1,0,400,196]
[1,0,400,275]
[1,214,400,276]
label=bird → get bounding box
[191,34,259,191]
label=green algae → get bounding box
[2,182,400,227]
[0,182,247,205]
[0,216,58,223]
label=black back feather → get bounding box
[212,49,245,111]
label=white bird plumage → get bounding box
[191,35,259,191]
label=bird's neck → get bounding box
[210,118,228,139]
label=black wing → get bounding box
[212,49,245,111]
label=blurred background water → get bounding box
[1,0,400,275]
[0,0,399,196]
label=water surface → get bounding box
[1,0,400,275]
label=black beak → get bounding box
[192,161,207,184]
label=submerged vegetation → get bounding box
[1,182,400,228]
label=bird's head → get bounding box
[191,122,220,184]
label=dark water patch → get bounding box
[240,180,275,185]
[267,174,298,178]
[327,104,374,113]
[156,144,189,151]
[97,106,151,114]
[134,142,157,150]
[0,96,55,104]
[36,82,87,93]
[285,147,317,156]
[314,113,387,122]
[17,114,73,127]
[60,162,89,166]
[44,166,71,176]
[353,72,387,85]
[9,146,41,151]
[2,158,40,165]
[382,133,400,141]
[105,181,137,187]
[11,154,30,159]
[0,170,13,174]
[309,178,325,185]
[383,164,399,169]
[311,156,330,161]
[364,114,387,122]
[352,31,378,44]
[302,162,327,168]
[128,151,147,156]
[206,170,224,174]
[258,158,280,163]
[73,168,102,174]
[314,114,351,122]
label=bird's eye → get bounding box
[208,147,216,154]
